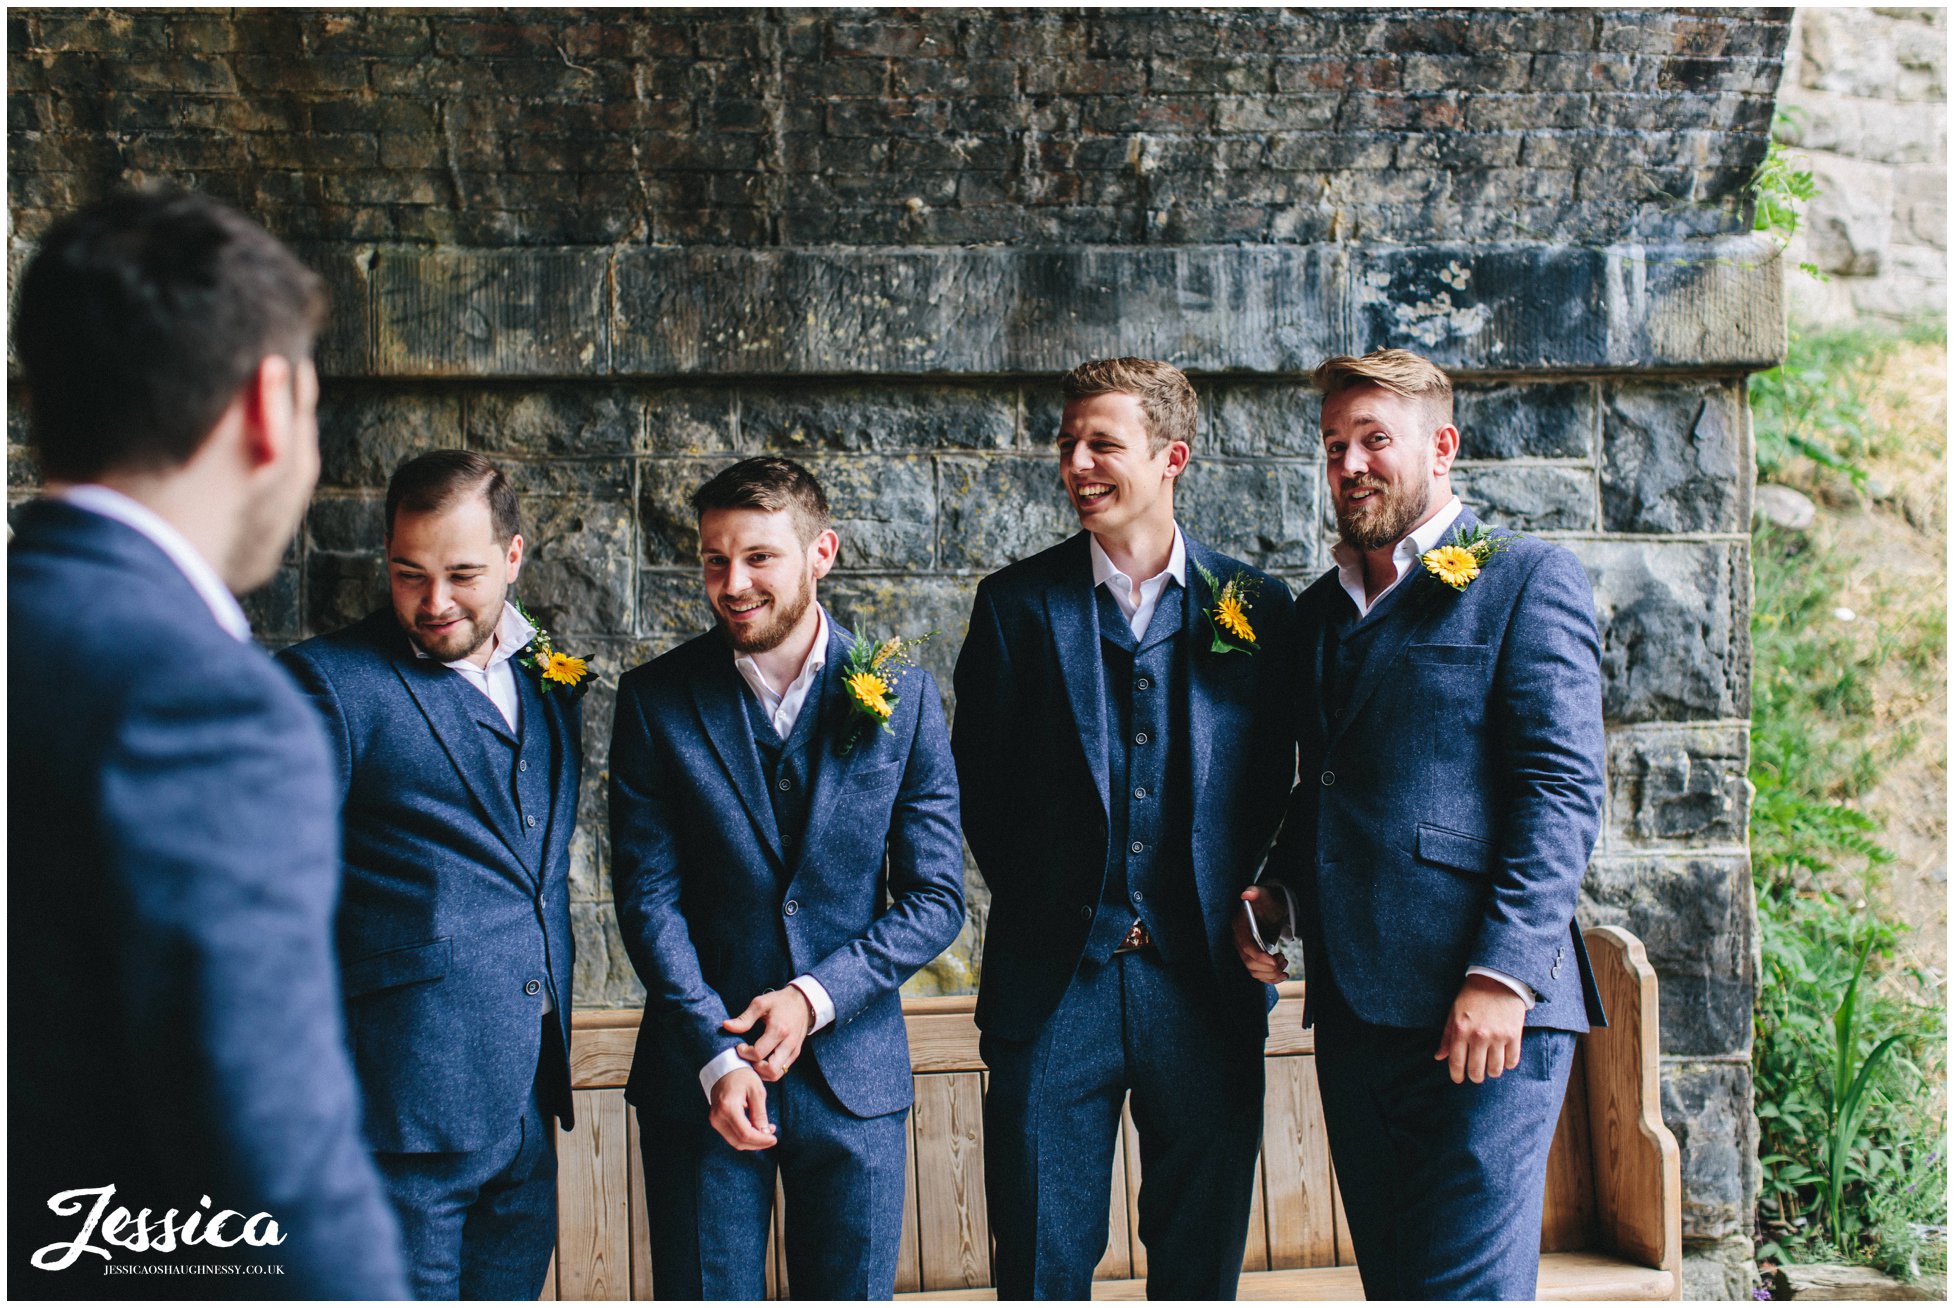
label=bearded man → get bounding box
[609,456,964,1299]
[279,450,584,1299]
[1236,348,1607,1299]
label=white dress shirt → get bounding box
[411,600,536,733]
[702,606,838,1101]
[59,484,252,641]
[1088,524,1187,640]
[1262,495,1535,1009]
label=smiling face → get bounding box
[1320,383,1459,552]
[1056,390,1189,539]
[698,506,838,655]
[388,493,523,664]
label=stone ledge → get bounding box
[290,236,1787,379]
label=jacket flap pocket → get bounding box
[343,937,452,999]
[1408,643,1488,666]
[1416,823,1494,875]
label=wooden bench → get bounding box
[544,925,1680,1300]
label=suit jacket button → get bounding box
[784,900,799,916]
[778,777,792,791]
[519,760,528,772]
[1550,965,1562,980]
[1320,771,1335,786]
[1080,905,1093,921]
[524,979,541,996]
[526,815,537,828]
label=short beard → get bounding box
[719,564,814,655]
[413,605,501,663]
[1336,477,1432,552]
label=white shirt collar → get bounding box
[733,605,830,739]
[1332,495,1464,618]
[57,484,253,642]
[411,600,537,670]
[1087,524,1187,596]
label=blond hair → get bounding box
[1311,349,1454,427]
[1061,357,1198,454]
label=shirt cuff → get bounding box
[698,1047,746,1102]
[789,975,835,1032]
[1466,965,1538,1011]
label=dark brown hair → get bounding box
[690,456,833,545]
[385,450,522,543]
[14,187,327,482]
[1060,357,1199,454]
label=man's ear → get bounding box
[239,354,296,472]
[809,527,841,580]
[1431,424,1461,475]
[1162,440,1192,480]
[505,533,525,583]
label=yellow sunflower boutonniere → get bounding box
[1193,561,1261,656]
[1420,525,1518,593]
[510,597,592,701]
[837,630,933,754]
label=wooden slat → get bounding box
[1260,1056,1335,1268]
[539,1251,556,1301]
[906,1009,988,1074]
[569,1021,637,1090]
[912,1072,991,1291]
[895,1111,923,1293]
[1331,1160,1355,1266]
[1241,1151,1270,1273]
[1093,1096,1134,1280]
[626,1108,653,1299]
[1579,927,1683,1298]
[1119,1100,1147,1279]
[556,1088,631,1300]
[770,1175,789,1299]
[897,1250,1677,1301]
[1542,1043,1599,1253]
[1262,983,1314,1056]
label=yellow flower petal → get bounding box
[541,651,588,685]
[1215,594,1256,643]
[846,670,893,719]
[1422,545,1480,589]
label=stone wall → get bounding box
[7,8,1791,1294]
[1777,7,1947,323]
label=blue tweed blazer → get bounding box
[1270,507,1608,1032]
[10,500,405,1298]
[609,614,966,1120]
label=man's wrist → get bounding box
[787,975,835,1031]
[699,1046,747,1102]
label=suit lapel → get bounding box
[792,617,864,879]
[537,680,581,885]
[391,645,531,873]
[689,647,787,869]
[1181,540,1220,801]
[1046,536,1111,819]
[1300,574,1339,748]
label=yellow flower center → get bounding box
[541,651,587,685]
[1215,594,1255,643]
[847,671,894,719]
[1423,545,1481,588]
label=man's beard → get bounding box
[718,565,814,654]
[411,603,501,662]
[1336,476,1432,552]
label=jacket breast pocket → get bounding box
[845,758,904,791]
[343,937,452,1000]
[1415,823,1494,877]
[1407,643,1488,667]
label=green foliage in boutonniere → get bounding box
[1192,561,1261,656]
[837,630,932,754]
[1420,524,1520,593]
[510,596,591,700]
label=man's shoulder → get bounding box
[617,627,722,699]
[974,533,1088,605]
[278,610,403,674]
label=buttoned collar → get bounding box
[1088,523,1187,598]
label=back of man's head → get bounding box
[13,187,326,484]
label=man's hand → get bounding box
[1434,974,1529,1084]
[1233,886,1290,984]
[708,1065,778,1151]
[724,987,814,1083]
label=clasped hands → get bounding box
[1231,886,1529,1086]
[708,986,815,1152]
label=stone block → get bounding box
[1455,382,1596,459]
[743,383,1016,453]
[639,454,934,572]
[1571,540,1745,724]
[571,901,645,1010]
[316,386,462,490]
[513,489,636,640]
[635,573,715,646]
[305,494,387,553]
[1205,384,1323,457]
[644,387,743,455]
[241,562,302,642]
[372,248,609,377]
[936,455,1077,572]
[1803,154,1897,277]
[1605,726,1750,852]
[305,550,388,634]
[1660,1060,1758,1240]
[466,385,640,457]
[820,573,981,693]
[1601,381,1749,534]
[1450,464,1596,532]
[1682,1235,1757,1301]
[1778,93,1946,167]
[1582,855,1754,1055]
[1178,459,1318,572]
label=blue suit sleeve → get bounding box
[807,671,968,1024]
[276,645,354,800]
[950,581,1021,896]
[102,662,407,1299]
[1471,547,1606,994]
[607,675,743,1075]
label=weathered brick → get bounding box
[316,387,463,489]
[744,385,1017,455]
[1450,464,1597,531]
[1601,382,1748,534]
[1455,383,1596,459]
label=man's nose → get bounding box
[1064,443,1093,474]
[423,580,452,614]
[726,562,751,594]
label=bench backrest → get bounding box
[544,925,1678,1299]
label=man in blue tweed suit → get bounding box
[10,189,405,1298]
[279,450,583,1299]
[1238,348,1608,1299]
[955,359,1297,1299]
[610,456,965,1300]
